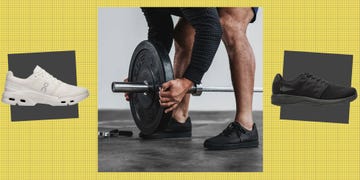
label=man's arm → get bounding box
[159,8,222,113]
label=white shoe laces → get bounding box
[34,69,62,85]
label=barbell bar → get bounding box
[112,81,263,96]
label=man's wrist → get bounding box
[180,77,194,89]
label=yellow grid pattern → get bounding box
[0,0,359,179]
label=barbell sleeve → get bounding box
[111,82,150,93]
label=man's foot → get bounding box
[271,73,357,106]
[139,117,192,139]
[204,122,259,150]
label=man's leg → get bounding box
[138,16,195,139]
[141,8,174,53]
[172,18,195,123]
[173,8,256,130]
[218,8,256,130]
[203,7,259,149]
[173,8,259,149]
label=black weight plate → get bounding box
[128,40,173,135]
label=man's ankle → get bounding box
[235,115,254,131]
[237,121,254,131]
[172,112,189,123]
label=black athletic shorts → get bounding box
[251,7,259,23]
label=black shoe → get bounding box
[271,73,357,106]
[139,117,192,139]
[204,122,259,150]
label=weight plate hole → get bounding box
[9,98,15,101]
[70,100,74,103]
[61,101,66,103]
[20,99,26,103]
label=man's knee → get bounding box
[221,18,248,50]
[219,8,253,49]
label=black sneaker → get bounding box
[204,122,259,150]
[139,117,192,139]
[272,73,357,106]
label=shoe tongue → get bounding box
[227,122,238,129]
[232,121,240,127]
[33,65,45,74]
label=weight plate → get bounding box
[128,40,173,135]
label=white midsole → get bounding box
[2,89,88,106]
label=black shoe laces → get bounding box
[300,73,328,85]
[222,122,246,137]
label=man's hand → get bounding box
[159,78,194,113]
[124,78,130,101]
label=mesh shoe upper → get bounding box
[273,73,356,100]
[138,117,192,139]
[205,122,258,145]
[6,66,88,98]
[162,117,192,133]
[321,84,357,99]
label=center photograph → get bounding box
[98,7,263,172]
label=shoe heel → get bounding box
[2,93,17,105]
[2,91,36,106]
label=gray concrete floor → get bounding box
[98,110,263,172]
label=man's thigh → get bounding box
[174,8,256,46]
[218,8,255,33]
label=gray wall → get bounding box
[98,8,263,111]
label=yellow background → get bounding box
[0,0,359,179]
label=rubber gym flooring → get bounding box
[98,110,263,172]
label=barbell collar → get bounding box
[190,84,203,96]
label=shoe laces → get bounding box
[34,69,62,85]
[222,122,246,137]
[300,73,328,85]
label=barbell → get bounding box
[112,40,262,135]
[112,82,263,96]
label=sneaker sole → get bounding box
[271,92,357,106]
[1,90,89,106]
[204,140,259,150]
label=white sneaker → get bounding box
[2,65,89,106]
